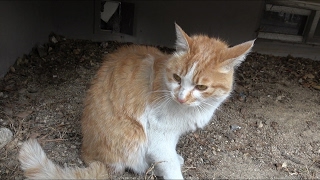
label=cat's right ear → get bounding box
[175,23,190,52]
[219,39,255,73]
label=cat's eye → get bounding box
[195,85,208,91]
[173,74,181,83]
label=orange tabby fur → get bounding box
[19,23,254,179]
[81,45,166,170]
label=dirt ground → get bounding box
[0,36,319,179]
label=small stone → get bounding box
[276,95,284,102]
[230,124,241,131]
[0,92,3,97]
[71,145,76,149]
[282,162,287,168]
[257,121,263,128]
[48,47,53,52]
[270,121,279,131]
[238,92,246,101]
[10,66,15,73]
[77,158,83,164]
[50,36,58,44]
[212,150,217,155]
[0,128,13,149]
[100,42,108,48]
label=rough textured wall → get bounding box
[0,0,263,77]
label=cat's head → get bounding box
[164,23,254,107]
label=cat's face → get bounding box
[164,24,254,107]
[165,49,233,107]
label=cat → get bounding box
[19,23,254,179]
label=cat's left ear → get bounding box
[175,23,190,52]
[219,39,255,73]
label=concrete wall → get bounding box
[51,1,95,40]
[0,1,55,77]
[0,0,264,77]
[131,1,263,47]
[91,0,264,47]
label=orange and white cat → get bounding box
[19,24,254,179]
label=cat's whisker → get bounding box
[152,94,172,108]
[195,106,201,115]
[149,90,171,95]
[198,104,206,114]
[153,95,170,103]
[161,96,173,108]
[202,101,215,108]
[151,90,171,93]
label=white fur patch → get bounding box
[178,63,197,101]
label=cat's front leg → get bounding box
[155,156,183,179]
[150,151,184,179]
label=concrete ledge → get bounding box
[253,39,320,60]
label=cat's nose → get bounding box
[177,98,187,104]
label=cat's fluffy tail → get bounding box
[19,139,110,179]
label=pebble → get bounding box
[0,127,13,149]
[230,124,241,131]
[282,162,287,168]
[77,158,83,164]
[50,36,58,44]
[10,66,15,72]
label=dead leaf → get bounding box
[15,110,33,118]
[303,73,315,79]
[312,85,320,91]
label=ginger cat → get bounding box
[19,24,254,179]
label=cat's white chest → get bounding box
[143,100,217,136]
[138,99,218,178]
